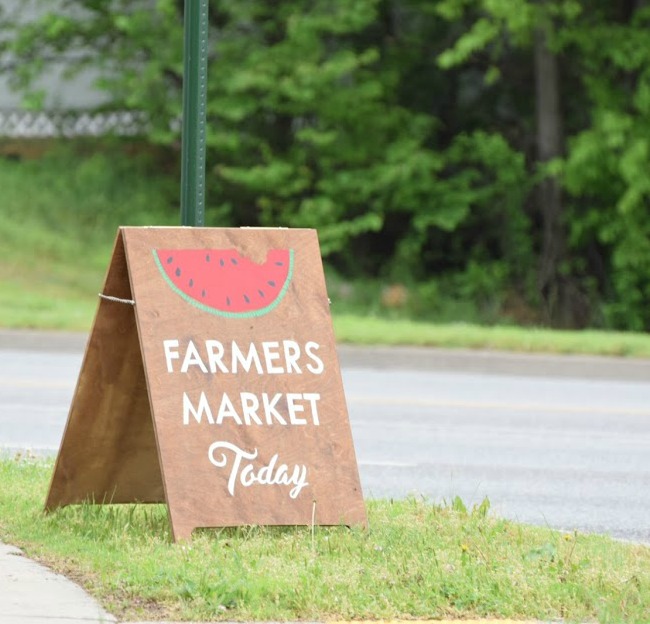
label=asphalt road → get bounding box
[1,330,649,544]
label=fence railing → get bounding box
[0,109,148,138]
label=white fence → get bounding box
[0,109,148,138]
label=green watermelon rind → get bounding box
[152,248,294,319]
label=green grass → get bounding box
[333,315,650,358]
[0,279,97,329]
[1,457,649,623]
[1,147,650,357]
[0,145,176,330]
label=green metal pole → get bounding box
[180,0,209,226]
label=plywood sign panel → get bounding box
[45,232,164,510]
[47,227,367,541]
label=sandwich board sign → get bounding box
[46,226,367,541]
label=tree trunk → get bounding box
[534,25,587,327]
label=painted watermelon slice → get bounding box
[153,247,294,318]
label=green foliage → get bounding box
[434,0,650,330]
[560,7,650,330]
[2,0,534,285]
[211,0,395,251]
[4,0,650,328]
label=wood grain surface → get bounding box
[46,231,165,511]
[47,227,366,541]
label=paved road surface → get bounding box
[347,367,650,543]
[1,333,649,543]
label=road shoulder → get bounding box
[2,328,649,381]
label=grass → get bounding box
[3,147,649,624]
[333,315,650,358]
[1,456,649,623]
[0,144,176,330]
[0,147,650,624]
[1,146,650,358]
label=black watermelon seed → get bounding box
[189,279,194,287]
[258,289,265,298]
[267,280,276,287]
[166,256,173,264]
[231,258,238,265]
[275,261,284,266]
[206,254,210,262]
[244,294,250,303]
[226,297,231,306]
[175,267,181,277]
[202,289,206,298]
[220,258,225,267]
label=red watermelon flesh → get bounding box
[153,248,294,318]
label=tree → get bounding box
[437,0,593,326]
[3,0,531,295]
[435,0,650,330]
[11,1,650,329]
[534,17,577,327]
[560,1,650,330]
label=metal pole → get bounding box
[180,0,209,226]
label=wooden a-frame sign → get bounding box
[46,227,367,541]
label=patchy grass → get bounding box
[0,146,175,331]
[332,314,650,358]
[1,457,649,623]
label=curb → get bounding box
[2,328,650,382]
[0,542,116,624]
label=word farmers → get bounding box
[163,338,324,375]
[208,441,309,499]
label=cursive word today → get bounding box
[208,441,309,499]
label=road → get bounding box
[1,332,649,544]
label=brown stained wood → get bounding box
[47,227,366,542]
[122,227,367,540]
[46,231,165,510]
